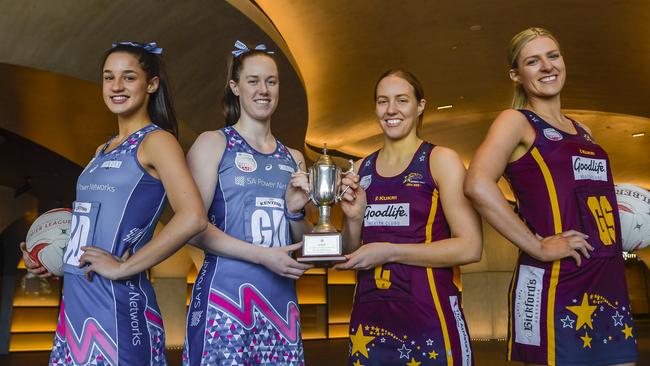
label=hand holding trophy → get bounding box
[297,144,354,265]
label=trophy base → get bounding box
[296,255,347,267]
[297,232,346,267]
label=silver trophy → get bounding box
[297,144,354,265]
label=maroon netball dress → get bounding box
[348,142,473,366]
[505,109,638,365]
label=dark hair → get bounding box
[103,43,178,137]
[374,69,425,135]
[223,49,278,126]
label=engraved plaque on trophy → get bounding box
[297,144,354,265]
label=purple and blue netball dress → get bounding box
[183,127,304,366]
[349,142,473,366]
[505,110,638,365]
[50,124,167,365]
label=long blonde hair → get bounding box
[507,27,561,109]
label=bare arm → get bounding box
[186,132,311,279]
[464,109,592,265]
[80,131,208,279]
[336,148,482,270]
[285,148,313,242]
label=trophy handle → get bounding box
[335,159,356,201]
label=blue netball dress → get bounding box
[50,124,167,366]
[183,127,304,366]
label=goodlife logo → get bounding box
[364,203,410,227]
[572,156,607,181]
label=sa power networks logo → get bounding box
[514,265,544,346]
[543,128,563,141]
[235,152,257,173]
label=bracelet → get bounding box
[285,208,305,221]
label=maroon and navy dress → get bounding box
[349,142,473,366]
[505,110,638,365]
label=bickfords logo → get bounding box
[572,156,607,181]
[514,265,543,346]
[523,278,537,335]
[364,203,410,227]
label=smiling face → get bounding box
[375,75,425,140]
[510,36,566,101]
[229,54,279,123]
[102,51,158,118]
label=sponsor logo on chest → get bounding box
[74,201,93,213]
[572,156,607,181]
[235,152,258,173]
[256,197,285,209]
[101,160,122,169]
[364,203,410,227]
[278,164,295,173]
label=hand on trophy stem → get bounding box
[258,243,313,279]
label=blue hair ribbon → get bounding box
[231,40,274,57]
[112,41,163,55]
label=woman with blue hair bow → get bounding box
[183,40,322,365]
[21,41,207,365]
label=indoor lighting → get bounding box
[437,105,453,110]
[632,132,645,137]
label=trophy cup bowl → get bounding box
[297,145,353,265]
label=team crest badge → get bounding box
[583,133,595,143]
[360,175,372,190]
[543,128,563,141]
[235,152,257,172]
[403,172,425,186]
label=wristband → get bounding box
[285,208,305,221]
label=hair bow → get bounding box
[112,41,163,55]
[231,40,274,57]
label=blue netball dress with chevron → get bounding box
[50,124,167,365]
[183,127,304,366]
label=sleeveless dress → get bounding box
[349,142,473,366]
[505,110,638,365]
[183,127,304,365]
[50,124,167,365]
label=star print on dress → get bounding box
[612,311,624,326]
[350,324,375,359]
[398,344,412,359]
[580,331,592,348]
[621,324,634,340]
[560,315,575,328]
[406,357,421,366]
[566,293,596,330]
